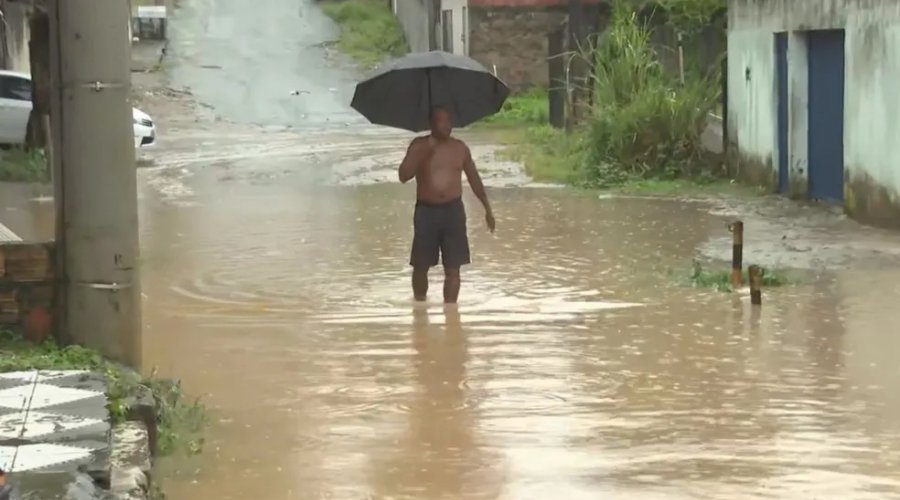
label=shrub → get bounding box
[582,2,721,186]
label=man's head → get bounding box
[430,107,452,139]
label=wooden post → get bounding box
[749,265,762,305]
[728,221,743,289]
[548,29,565,129]
[722,54,728,152]
[566,0,585,128]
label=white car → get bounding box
[0,70,156,148]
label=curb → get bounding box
[110,422,152,500]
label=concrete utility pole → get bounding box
[49,0,142,367]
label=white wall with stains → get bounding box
[726,28,776,170]
[843,11,900,202]
[393,0,432,53]
[786,32,808,190]
[727,0,900,222]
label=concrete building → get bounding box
[0,0,35,73]
[393,0,605,90]
[392,0,436,53]
[727,0,900,227]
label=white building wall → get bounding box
[3,2,32,73]
[786,32,808,190]
[441,0,467,55]
[843,11,900,204]
[394,0,431,53]
[726,29,776,169]
[727,0,900,222]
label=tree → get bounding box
[655,0,725,37]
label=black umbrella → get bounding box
[351,51,510,132]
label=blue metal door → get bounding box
[775,33,789,193]
[807,30,846,202]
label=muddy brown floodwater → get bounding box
[138,142,900,499]
[4,0,900,497]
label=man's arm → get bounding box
[398,137,431,183]
[462,144,495,232]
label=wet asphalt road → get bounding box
[166,0,365,128]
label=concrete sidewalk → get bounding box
[0,370,152,499]
[0,370,111,498]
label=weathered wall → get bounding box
[843,11,900,225]
[727,0,900,225]
[2,1,32,72]
[394,0,432,53]
[0,242,55,343]
[786,31,808,196]
[468,6,566,89]
[726,28,776,185]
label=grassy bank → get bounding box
[0,329,205,456]
[0,149,49,184]
[480,89,550,128]
[320,0,407,68]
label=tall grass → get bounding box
[581,3,721,186]
[320,0,408,68]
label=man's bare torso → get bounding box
[414,137,467,204]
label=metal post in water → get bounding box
[749,265,762,306]
[728,221,744,289]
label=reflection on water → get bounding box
[127,160,900,499]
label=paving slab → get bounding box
[0,370,111,498]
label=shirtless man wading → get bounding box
[398,107,495,304]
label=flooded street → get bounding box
[4,0,900,497]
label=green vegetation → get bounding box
[0,329,205,456]
[0,149,49,183]
[686,261,792,293]
[494,125,586,184]
[481,89,550,127]
[320,0,408,68]
[489,1,726,192]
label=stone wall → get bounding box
[468,7,568,90]
[0,241,55,342]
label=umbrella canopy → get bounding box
[351,51,510,132]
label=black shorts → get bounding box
[410,197,471,268]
